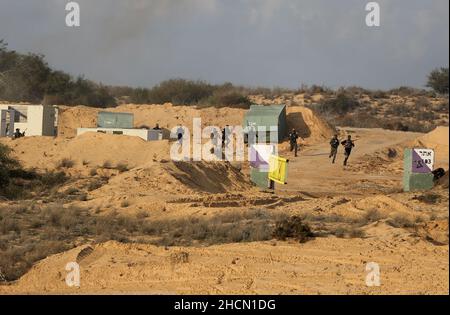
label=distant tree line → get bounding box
[1,40,448,108]
[118,79,252,108]
[0,40,116,107]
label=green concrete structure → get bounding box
[243,105,287,143]
[403,148,435,191]
[250,167,269,188]
[98,112,134,129]
[403,173,435,192]
[404,148,413,174]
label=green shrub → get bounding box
[0,40,116,107]
[386,104,411,117]
[316,92,360,115]
[0,143,19,188]
[427,67,449,94]
[202,91,251,108]
[146,79,214,105]
[39,171,67,188]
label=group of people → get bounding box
[329,134,355,166]
[288,128,356,166]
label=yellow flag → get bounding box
[268,155,289,185]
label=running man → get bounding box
[341,135,355,166]
[289,128,300,157]
[329,134,340,164]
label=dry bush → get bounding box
[57,158,75,169]
[120,200,130,208]
[272,216,314,243]
[65,187,79,195]
[200,91,251,109]
[142,209,279,246]
[415,110,439,121]
[315,92,361,115]
[89,168,98,176]
[387,213,415,228]
[370,90,389,99]
[385,103,412,117]
[116,163,129,173]
[412,193,441,205]
[170,251,189,264]
[102,161,112,169]
[136,210,150,219]
[361,209,384,225]
[87,179,104,192]
[327,224,366,239]
[414,96,431,109]
[436,101,449,113]
[348,227,366,238]
[39,171,68,188]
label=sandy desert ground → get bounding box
[0,104,448,294]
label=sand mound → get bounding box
[414,219,449,245]
[413,126,449,166]
[57,104,334,144]
[90,160,255,204]
[415,126,449,148]
[326,195,416,221]
[57,103,244,138]
[286,106,335,141]
[62,132,169,167]
[354,195,413,217]
[163,161,253,193]
[57,106,98,138]
[362,221,412,240]
[2,132,170,170]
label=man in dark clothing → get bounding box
[153,123,161,130]
[13,128,25,139]
[222,125,231,149]
[341,135,355,166]
[176,125,184,144]
[432,168,446,181]
[329,134,340,164]
[289,128,299,157]
[221,127,226,147]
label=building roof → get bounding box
[247,104,286,116]
[244,105,286,126]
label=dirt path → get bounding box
[1,238,447,295]
[279,128,422,196]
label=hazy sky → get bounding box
[0,0,448,89]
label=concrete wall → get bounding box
[0,104,56,136]
[403,148,435,191]
[77,128,163,141]
[42,105,56,136]
[250,167,269,188]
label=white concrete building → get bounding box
[0,104,56,137]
